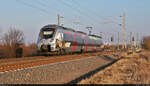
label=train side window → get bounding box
[64,33,73,42]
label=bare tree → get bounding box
[2,28,24,58]
[3,29,24,44]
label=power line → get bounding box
[35,0,61,13]
[70,0,119,24]
[32,0,82,27]
[73,2,106,25]
[68,0,101,23]
[16,0,54,16]
[61,0,121,34]
[57,0,101,26]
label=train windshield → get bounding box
[41,28,55,39]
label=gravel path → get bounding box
[0,55,117,84]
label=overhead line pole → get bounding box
[111,34,115,52]
[130,32,133,49]
[118,32,120,50]
[58,14,60,26]
[136,32,139,48]
[57,14,64,26]
[122,12,127,49]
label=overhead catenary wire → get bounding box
[17,0,89,31]
[16,0,55,17]
[34,0,74,26]
[16,0,107,27]
[56,0,102,26]
[16,0,69,26]
[35,0,62,13]
[58,0,121,35]
[16,0,121,34]
[70,0,118,24]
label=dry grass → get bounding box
[79,51,150,84]
[22,43,37,57]
[0,43,37,58]
[0,45,3,58]
[0,44,16,58]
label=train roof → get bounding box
[41,25,76,32]
[42,25,102,38]
[62,27,76,32]
[89,34,102,39]
[41,25,87,35]
[76,31,87,35]
[41,25,59,29]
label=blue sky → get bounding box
[0,0,150,44]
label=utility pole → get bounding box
[132,36,136,48]
[130,32,132,49]
[100,32,104,45]
[122,12,127,50]
[136,32,139,48]
[57,14,60,26]
[111,35,114,51]
[57,14,64,26]
[118,32,120,50]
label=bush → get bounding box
[0,44,16,58]
[0,43,38,58]
[142,36,150,50]
[0,45,3,58]
[22,43,38,57]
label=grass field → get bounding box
[79,50,150,84]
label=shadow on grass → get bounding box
[102,55,116,61]
[67,57,124,84]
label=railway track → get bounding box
[0,51,114,73]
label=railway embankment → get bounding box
[0,52,120,84]
[79,50,150,84]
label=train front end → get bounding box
[37,26,57,53]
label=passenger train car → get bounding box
[37,25,103,54]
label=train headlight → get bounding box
[50,38,54,42]
[51,43,55,47]
[41,45,47,50]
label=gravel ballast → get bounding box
[0,55,116,84]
